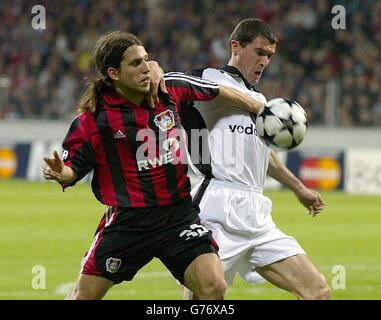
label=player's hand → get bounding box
[294,186,325,217]
[147,61,167,109]
[43,151,77,184]
[43,150,64,180]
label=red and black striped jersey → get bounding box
[61,72,219,207]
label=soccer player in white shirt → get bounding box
[181,18,330,300]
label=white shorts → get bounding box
[192,179,306,286]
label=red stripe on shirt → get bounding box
[62,115,87,169]
[87,114,118,205]
[104,107,146,207]
[167,84,217,105]
[135,107,173,206]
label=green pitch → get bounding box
[0,180,380,300]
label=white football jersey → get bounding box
[193,67,270,190]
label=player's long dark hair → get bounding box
[77,31,142,113]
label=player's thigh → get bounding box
[238,228,305,285]
[221,251,251,286]
[183,252,225,292]
[67,274,114,300]
[256,254,327,295]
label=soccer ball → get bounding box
[255,98,308,150]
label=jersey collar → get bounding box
[103,87,126,106]
[103,87,146,108]
[220,65,260,92]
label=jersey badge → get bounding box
[106,257,122,273]
[154,110,175,132]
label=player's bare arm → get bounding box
[216,84,263,113]
[267,150,325,217]
[147,61,167,108]
[42,150,77,184]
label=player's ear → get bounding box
[107,67,120,81]
[231,40,240,56]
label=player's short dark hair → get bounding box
[229,18,277,55]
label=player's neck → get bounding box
[225,62,250,84]
[115,85,145,106]
[226,61,244,77]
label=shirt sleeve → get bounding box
[61,114,94,186]
[163,72,219,105]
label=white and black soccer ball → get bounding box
[256,98,308,150]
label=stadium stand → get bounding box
[0,0,380,126]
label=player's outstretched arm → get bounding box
[267,150,325,217]
[216,84,263,114]
[42,150,77,184]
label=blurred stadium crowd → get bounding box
[0,0,380,126]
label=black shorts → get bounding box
[80,197,218,285]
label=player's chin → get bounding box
[250,76,260,85]
[140,84,151,94]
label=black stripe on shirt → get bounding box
[122,106,160,207]
[95,110,131,207]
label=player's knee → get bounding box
[302,275,331,300]
[309,282,331,300]
[314,274,331,300]
[316,280,331,300]
[197,277,227,300]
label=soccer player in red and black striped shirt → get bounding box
[42,31,263,300]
